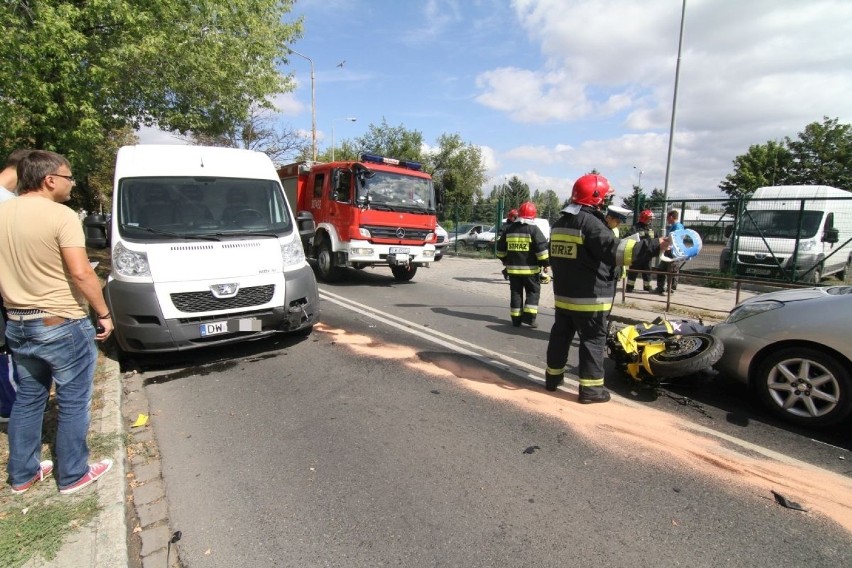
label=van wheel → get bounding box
[316,238,343,282]
[808,265,822,284]
[391,264,417,282]
[838,257,850,281]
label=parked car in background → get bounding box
[448,223,496,250]
[712,285,852,426]
[435,224,448,260]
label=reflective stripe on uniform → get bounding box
[578,377,605,387]
[616,237,637,268]
[546,366,566,375]
[553,294,612,312]
[506,265,541,275]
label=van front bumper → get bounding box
[106,264,319,353]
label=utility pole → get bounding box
[287,48,316,162]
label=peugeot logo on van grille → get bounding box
[396,228,406,238]
[211,283,239,298]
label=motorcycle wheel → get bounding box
[647,333,723,379]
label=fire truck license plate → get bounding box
[389,247,410,254]
[200,318,261,337]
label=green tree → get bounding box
[718,140,792,200]
[531,188,560,221]
[489,176,530,210]
[622,186,648,216]
[1,0,302,204]
[785,116,852,188]
[354,118,424,162]
[427,133,487,221]
[191,104,310,165]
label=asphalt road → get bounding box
[136,258,852,567]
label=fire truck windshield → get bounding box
[357,170,435,213]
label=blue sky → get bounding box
[140,0,852,203]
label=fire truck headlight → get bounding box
[281,241,306,267]
[358,228,371,238]
[350,247,374,256]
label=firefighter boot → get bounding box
[578,386,611,404]
[522,313,538,328]
[545,371,564,392]
[511,317,522,328]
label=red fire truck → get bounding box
[278,154,442,282]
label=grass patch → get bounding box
[0,494,99,568]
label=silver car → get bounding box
[712,285,852,426]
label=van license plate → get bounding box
[744,268,771,276]
[389,247,410,254]
[200,318,261,337]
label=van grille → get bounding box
[737,254,787,265]
[171,285,275,313]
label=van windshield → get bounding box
[738,210,823,239]
[116,177,292,239]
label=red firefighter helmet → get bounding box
[571,174,612,207]
[518,201,537,220]
[507,209,519,222]
[639,209,654,224]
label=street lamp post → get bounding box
[287,48,317,162]
[633,166,643,190]
[332,117,357,161]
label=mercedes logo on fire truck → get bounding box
[396,228,406,238]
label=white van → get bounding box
[92,145,319,353]
[720,185,852,282]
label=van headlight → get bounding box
[281,241,306,268]
[113,242,150,277]
[799,240,817,252]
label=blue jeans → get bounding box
[5,317,97,488]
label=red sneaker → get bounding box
[11,460,54,494]
[59,459,113,495]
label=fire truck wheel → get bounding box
[391,264,417,282]
[316,238,343,282]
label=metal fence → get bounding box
[656,194,852,284]
[441,193,852,285]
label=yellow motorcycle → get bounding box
[606,317,723,387]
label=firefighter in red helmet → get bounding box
[626,209,656,292]
[545,174,670,403]
[496,201,550,328]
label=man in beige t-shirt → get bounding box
[0,150,114,494]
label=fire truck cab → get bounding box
[279,154,441,282]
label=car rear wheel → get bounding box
[754,347,852,426]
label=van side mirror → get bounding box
[724,225,733,238]
[823,227,839,244]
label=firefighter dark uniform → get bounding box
[496,214,549,328]
[626,216,656,292]
[544,175,663,403]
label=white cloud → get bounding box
[481,0,852,198]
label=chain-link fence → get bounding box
[439,192,852,285]
[656,192,852,285]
